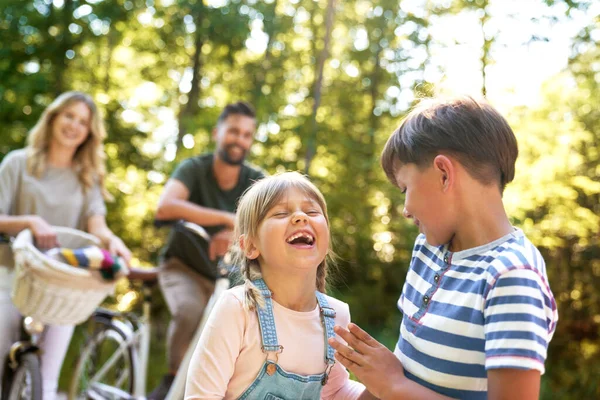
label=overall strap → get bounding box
[315,291,336,365]
[252,279,282,353]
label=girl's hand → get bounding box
[108,235,132,263]
[28,215,58,249]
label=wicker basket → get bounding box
[11,227,117,325]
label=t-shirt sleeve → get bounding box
[171,158,198,194]
[0,151,22,215]
[483,267,557,374]
[185,291,246,399]
[83,183,107,218]
[254,168,267,180]
[321,302,366,400]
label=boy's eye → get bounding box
[273,212,288,217]
[307,210,321,215]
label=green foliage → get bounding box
[1,0,598,397]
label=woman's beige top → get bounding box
[0,149,106,268]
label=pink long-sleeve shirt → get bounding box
[185,285,365,399]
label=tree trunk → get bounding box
[103,30,115,93]
[304,0,336,174]
[480,1,491,97]
[176,6,205,154]
[251,0,278,110]
[55,0,74,96]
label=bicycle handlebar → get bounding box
[153,219,178,228]
[154,219,211,242]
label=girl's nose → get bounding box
[292,212,308,224]
[402,207,412,219]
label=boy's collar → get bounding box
[441,227,523,261]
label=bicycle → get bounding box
[0,234,42,400]
[2,226,119,400]
[0,314,44,400]
[68,221,235,400]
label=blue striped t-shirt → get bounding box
[394,229,558,399]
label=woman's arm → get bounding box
[87,215,132,262]
[0,151,58,247]
[0,215,58,249]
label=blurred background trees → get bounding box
[0,0,598,397]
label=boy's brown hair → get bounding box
[381,96,518,192]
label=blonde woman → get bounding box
[0,91,131,399]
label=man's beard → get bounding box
[218,144,247,165]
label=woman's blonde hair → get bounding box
[26,91,112,200]
[233,172,336,310]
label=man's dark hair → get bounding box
[217,101,256,125]
[381,96,518,192]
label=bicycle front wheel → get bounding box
[68,321,135,400]
[7,352,43,400]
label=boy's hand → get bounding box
[329,323,404,399]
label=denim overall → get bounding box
[237,279,337,400]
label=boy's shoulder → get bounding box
[484,229,546,275]
[411,229,546,275]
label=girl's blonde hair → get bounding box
[233,172,335,310]
[26,91,112,200]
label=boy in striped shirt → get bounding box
[330,97,558,399]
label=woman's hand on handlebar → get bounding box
[108,235,132,263]
[28,215,58,249]
[209,229,233,261]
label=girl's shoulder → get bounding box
[226,284,247,304]
[318,292,351,321]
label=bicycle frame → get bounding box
[85,276,230,400]
[164,276,230,398]
[84,287,151,399]
[73,221,232,400]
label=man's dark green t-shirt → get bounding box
[162,153,265,272]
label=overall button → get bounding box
[423,295,430,305]
[443,255,449,263]
[434,274,440,283]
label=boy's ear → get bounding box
[239,234,260,260]
[433,155,454,192]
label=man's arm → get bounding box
[156,179,235,228]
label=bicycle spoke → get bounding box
[70,325,134,399]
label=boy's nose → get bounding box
[402,207,412,219]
